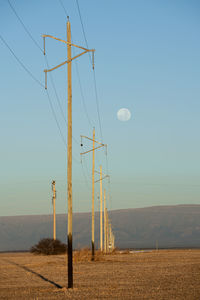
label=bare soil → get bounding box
[0,249,200,299]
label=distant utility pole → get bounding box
[112,227,115,250]
[100,166,103,252]
[80,128,107,260]
[43,18,95,289]
[95,166,109,251]
[104,189,107,253]
[108,222,115,252]
[103,190,115,253]
[106,208,109,253]
[52,180,56,240]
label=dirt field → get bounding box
[0,249,200,299]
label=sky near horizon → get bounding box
[0,0,200,216]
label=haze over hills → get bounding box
[0,205,200,251]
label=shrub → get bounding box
[30,238,67,255]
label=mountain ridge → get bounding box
[1,204,200,251]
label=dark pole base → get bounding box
[68,234,73,288]
[91,241,95,261]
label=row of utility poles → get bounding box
[50,176,115,253]
[80,128,115,259]
[43,18,114,289]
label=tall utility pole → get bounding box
[43,18,95,289]
[95,167,109,251]
[109,222,112,252]
[52,180,56,240]
[104,189,107,253]
[66,19,73,290]
[100,166,103,251]
[105,208,109,253]
[80,129,106,260]
[92,128,95,259]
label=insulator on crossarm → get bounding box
[43,37,46,55]
[45,71,47,89]
[92,52,94,70]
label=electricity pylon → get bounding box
[43,18,95,289]
[80,128,107,260]
[52,180,56,240]
[95,166,109,251]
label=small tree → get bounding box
[30,238,67,255]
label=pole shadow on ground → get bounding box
[3,259,62,289]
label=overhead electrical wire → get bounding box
[75,0,106,170]
[0,35,81,164]
[74,60,94,128]
[58,0,69,17]
[6,0,80,150]
[7,0,43,54]
[76,0,103,143]
[75,2,110,165]
[57,0,96,190]
[0,34,44,89]
[75,0,112,212]
[58,0,94,129]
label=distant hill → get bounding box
[0,205,200,251]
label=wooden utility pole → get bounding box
[111,228,115,250]
[100,165,103,251]
[43,18,95,288]
[92,128,95,259]
[94,167,109,252]
[80,130,106,260]
[52,180,56,240]
[106,208,109,253]
[104,189,107,253]
[67,19,73,289]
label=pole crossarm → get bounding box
[80,145,104,155]
[95,170,110,177]
[95,175,109,183]
[81,135,105,147]
[44,50,92,73]
[42,34,95,52]
[80,129,107,260]
[43,34,95,89]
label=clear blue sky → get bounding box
[0,0,200,216]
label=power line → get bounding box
[45,56,66,124]
[58,0,94,129]
[45,89,66,147]
[75,60,94,128]
[58,0,104,184]
[75,0,91,62]
[92,69,103,142]
[7,0,43,53]
[7,0,79,146]
[0,34,44,88]
[81,161,91,190]
[44,56,79,146]
[58,0,69,17]
[75,0,103,142]
[0,34,80,164]
[75,0,112,215]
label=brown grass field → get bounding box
[0,249,200,299]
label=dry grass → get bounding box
[0,249,200,299]
[73,248,104,263]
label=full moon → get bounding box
[117,108,131,121]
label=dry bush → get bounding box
[30,238,67,255]
[73,248,104,263]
